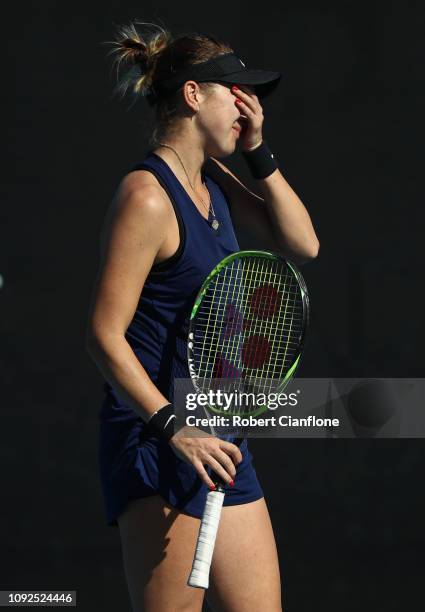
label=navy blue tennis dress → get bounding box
[99,150,264,527]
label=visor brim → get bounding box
[215,70,282,98]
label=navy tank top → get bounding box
[101,150,240,417]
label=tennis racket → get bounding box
[186,250,309,589]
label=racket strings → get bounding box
[240,259,302,392]
[194,261,301,381]
[192,256,304,405]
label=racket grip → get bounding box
[187,489,225,589]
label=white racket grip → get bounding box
[187,489,225,589]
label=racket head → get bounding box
[187,250,309,419]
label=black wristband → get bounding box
[146,403,183,443]
[241,140,278,179]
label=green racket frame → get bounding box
[187,250,310,418]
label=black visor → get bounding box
[151,52,282,101]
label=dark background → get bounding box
[2,0,424,610]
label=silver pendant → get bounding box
[211,219,220,230]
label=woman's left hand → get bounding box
[231,85,264,152]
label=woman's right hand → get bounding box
[168,425,243,489]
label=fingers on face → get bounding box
[233,88,259,114]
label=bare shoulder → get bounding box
[99,169,174,260]
[114,169,172,217]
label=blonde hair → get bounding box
[103,20,234,145]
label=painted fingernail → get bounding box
[229,480,235,487]
[209,483,216,491]
[235,99,241,104]
[232,85,238,91]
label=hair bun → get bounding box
[105,21,171,100]
[119,36,148,67]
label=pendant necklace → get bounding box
[156,142,220,231]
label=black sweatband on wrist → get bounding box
[146,403,183,443]
[241,140,278,179]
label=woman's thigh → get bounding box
[117,495,206,612]
[207,497,283,612]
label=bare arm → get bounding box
[85,181,172,422]
[207,157,319,265]
[252,164,320,263]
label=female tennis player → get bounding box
[86,20,319,612]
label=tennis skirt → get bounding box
[99,394,264,527]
